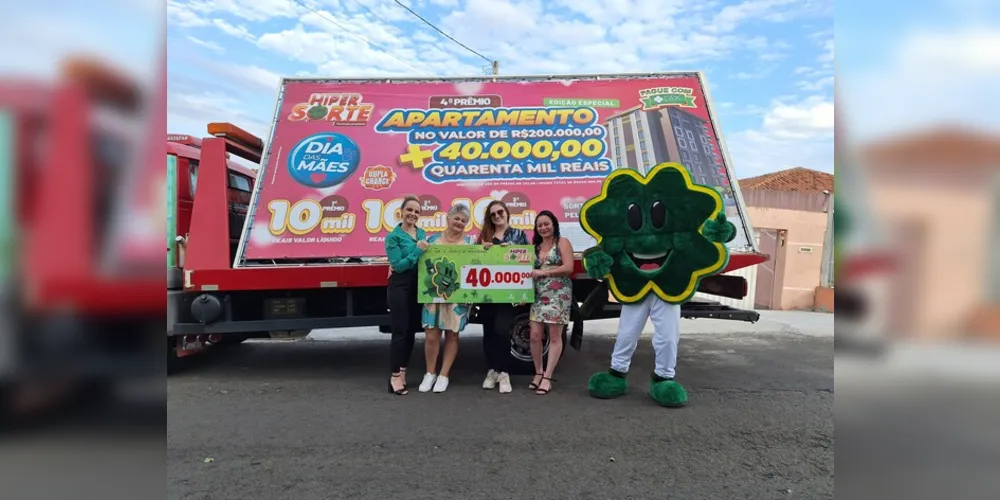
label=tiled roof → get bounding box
[738,167,834,193]
[859,128,1000,169]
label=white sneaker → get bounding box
[418,372,437,392]
[482,369,499,389]
[497,372,512,394]
[432,375,450,393]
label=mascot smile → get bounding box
[580,162,736,407]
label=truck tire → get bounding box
[498,310,567,376]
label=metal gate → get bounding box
[754,228,780,309]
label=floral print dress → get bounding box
[530,240,573,325]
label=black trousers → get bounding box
[481,303,516,373]
[388,269,421,372]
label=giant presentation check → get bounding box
[417,244,535,304]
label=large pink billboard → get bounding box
[236,73,750,264]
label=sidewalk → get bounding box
[305,309,834,342]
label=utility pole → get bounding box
[491,60,499,77]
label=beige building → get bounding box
[738,167,834,311]
[859,129,1000,339]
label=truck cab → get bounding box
[167,133,257,265]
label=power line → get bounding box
[288,0,435,76]
[390,0,493,65]
[345,0,390,25]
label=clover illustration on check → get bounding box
[423,256,460,299]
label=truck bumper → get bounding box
[168,289,392,336]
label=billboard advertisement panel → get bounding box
[237,74,753,264]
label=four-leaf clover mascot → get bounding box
[580,162,737,407]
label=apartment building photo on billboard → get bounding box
[603,104,750,248]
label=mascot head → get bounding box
[580,162,735,304]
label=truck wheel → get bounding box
[499,311,567,376]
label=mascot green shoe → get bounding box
[579,162,737,407]
[649,374,688,407]
[587,369,629,399]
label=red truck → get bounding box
[166,73,768,374]
[1,57,165,420]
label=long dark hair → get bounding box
[477,199,509,244]
[532,210,560,249]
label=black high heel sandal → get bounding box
[528,372,543,390]
[535,376,552,395]
[388,373,408,395]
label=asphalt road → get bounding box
[168,316,834,500]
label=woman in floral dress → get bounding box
[528,210,575,395]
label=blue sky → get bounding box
[1,1,995,177]
[836,0,1000,141]
[166,0,835,179]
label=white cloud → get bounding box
[550,0,685,25]
[786,32,834,94]
[184,0,303,22]
[213,19,257,41]
[818,38,834,64]
[896,29,1000,72]
[706,0,831,34]
[796,75,834,91]
[168,92,273,139]
[425,0,808,75]
[221,64,283,92]
[170,0,825,84]
[843,26,1000,141]
[726,95,834,176]
[732,66,776,79]
[175,51,282,93]
[709,0,798,34]
[411,31,438,43]
[762,96,834,139]
[255,19,476,77]
[186,36,225,54]
[168,0,209,27]
[719,103,769,116]
[256,27,330,66]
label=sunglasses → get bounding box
[490,209,506,218]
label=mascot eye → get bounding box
[650,200,666,229]
[626,203,643,231]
